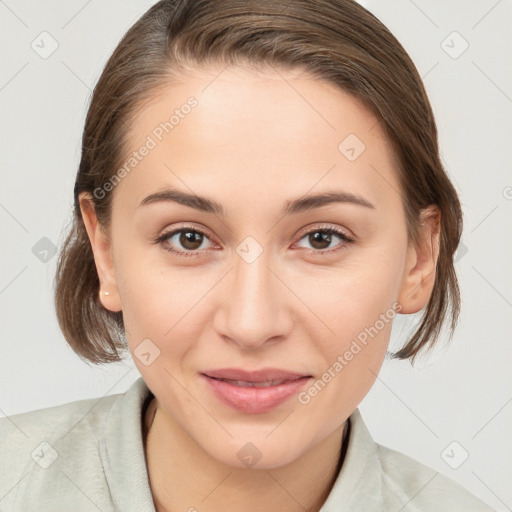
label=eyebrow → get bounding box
[138,188,375,215]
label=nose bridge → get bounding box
[215,240,290,349]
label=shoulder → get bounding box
[0,389,123,464]
[375,441,496,511]
[329,409,497,511]
[0,389,122,438]
[0,382,140,511]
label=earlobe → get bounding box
[79,193,123,313]
[397,206,441,314]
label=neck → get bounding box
[143,397,349,512]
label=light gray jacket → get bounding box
[0,377,495,511]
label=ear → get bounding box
[79,192,122,313]
[397,205,441,314]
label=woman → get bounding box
[0,0,496,510]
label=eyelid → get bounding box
[295,223,355,241]
[155,223,217,248]
[291,224,355,255]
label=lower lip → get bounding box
[201,374,312,414]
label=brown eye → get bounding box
[155,227,214,257]
[308,231,334,250]
[177,230,204,251]
[295,227,354,253]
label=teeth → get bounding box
[221,378,288,387]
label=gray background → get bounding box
[0,0,511,509]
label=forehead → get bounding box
[114,65,401,214]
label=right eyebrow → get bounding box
[139,188,224,214]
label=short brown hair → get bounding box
[54,0,462,364]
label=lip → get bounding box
[200,368,313,414]
[202,367,311,382]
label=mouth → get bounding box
[200,368,313,414]
[204,375,307,387]
[201,367,312,383]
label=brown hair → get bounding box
[54,0,462,364]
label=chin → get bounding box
[200,434,307,470]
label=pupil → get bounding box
[310,231,331,249]
[180,231,202,250]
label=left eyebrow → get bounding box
[283,191,375,215]
[138,188,375,215]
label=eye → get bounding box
[154,226,215,257]
[154,224,354,258]
[293,226,354,254]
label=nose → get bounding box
[213,248,294,351]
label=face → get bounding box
[82,65,430,469]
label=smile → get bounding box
[200,374,312,414]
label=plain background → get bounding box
[0,0,510,510]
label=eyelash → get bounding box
[153,224,354,258]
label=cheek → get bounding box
[299,305,394,431]
[115,251,226,383]
[113,246,195,351]
[294,238,405,341]
[294,242,404,405]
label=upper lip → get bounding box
[202,368,312,382]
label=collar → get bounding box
[100,377,385,512]
[319,406,385,510]
[100,377,157,512]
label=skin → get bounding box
[80,65,440,512]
